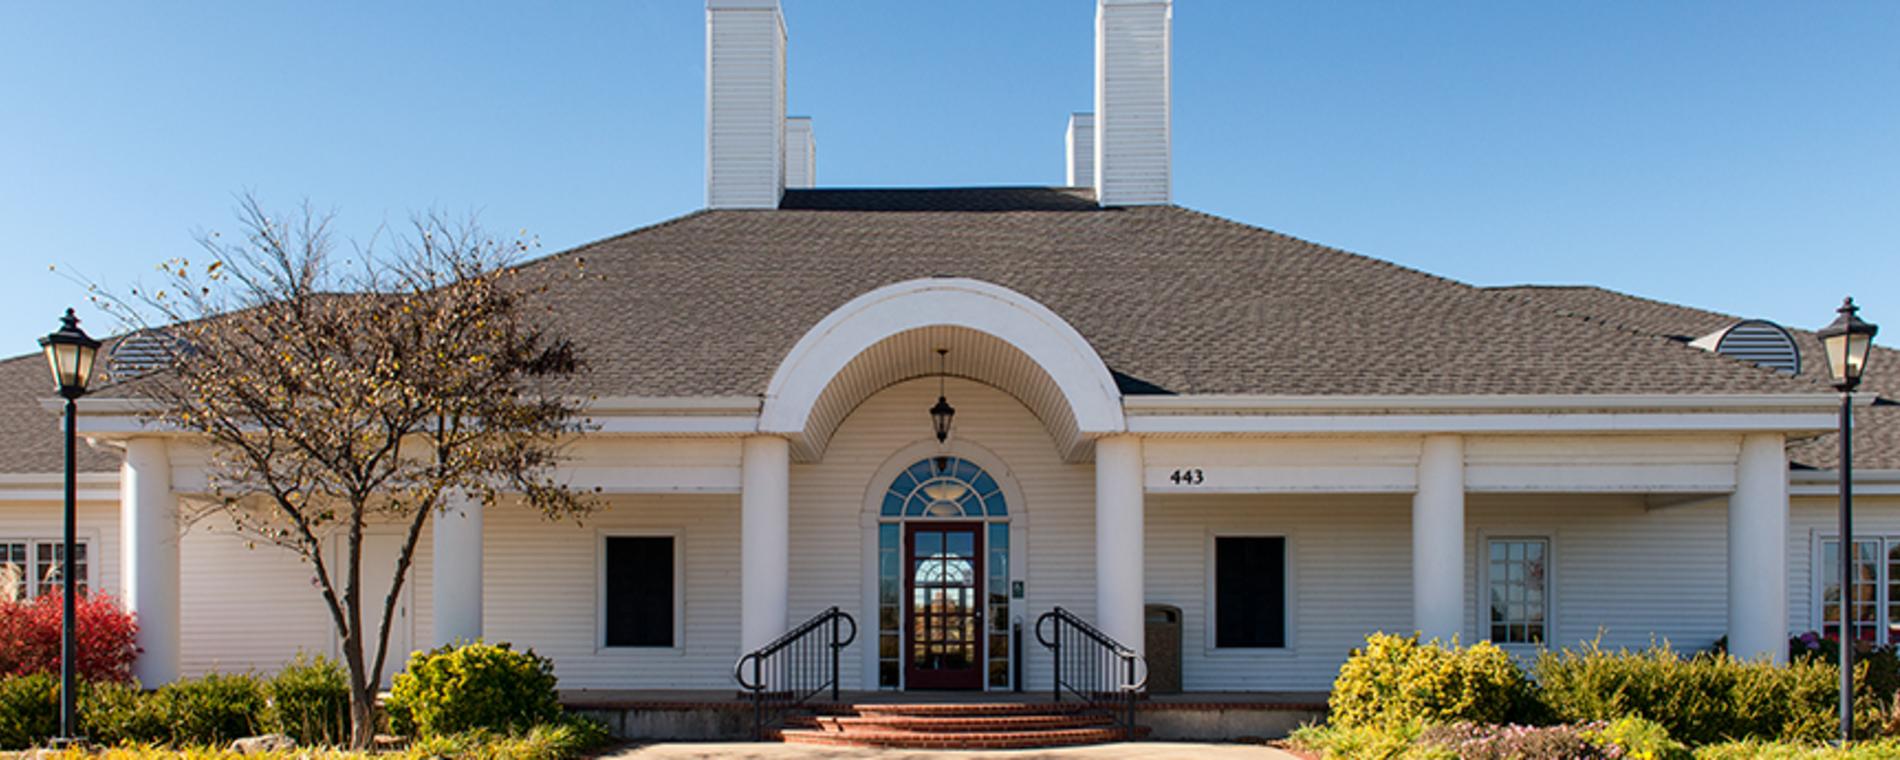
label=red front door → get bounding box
[904,522,985,690]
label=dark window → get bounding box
[1215,536,1286,648]
[605,536,674,647]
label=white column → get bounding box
[431,491,483,646]
[121,438,179,686]
[1730,433,1789,663]
[740,435,791,652]
[1095,435,1145,653]
[1412,434,1465,642]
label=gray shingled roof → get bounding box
[512,189,1819,400]
[1490,285,1898,470]
[0,351,122,474]
[0,189,1837,474]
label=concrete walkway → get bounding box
[595,742,1301,759]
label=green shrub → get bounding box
[1328,632,1535,730]
[385,641,561,739]
[80,679,166,746]
[404,717,608,760]
[145,672,268,746]
[0,673,59,749]
[1289,718,1445,760]
[265,653,349,745]
[1694,738,1900,760]
[1593,716,1692,760]
[1534,641,1883,745]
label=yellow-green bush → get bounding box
[1534,641,1882,745]
[385,641,561,739]
[1328,632,1536,730]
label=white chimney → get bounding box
[784,116,815,189]
[1094,0,1171,206]
[706,0,786,209]
[1065,113,1095,188]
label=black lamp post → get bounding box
[1819,297,1877,744]
[39,308,100,747]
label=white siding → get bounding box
[784,116,815,190]
[0,498,121,602]
[1094,0,1170,205]
[791,377,1095,691]
[705,0,785,209]
[1065,113,1095,188]
[1788,493,1900,636]
[1145,492,1733,691]
[1465,494,1730,654]
[483,494,741,689]
[177,517,339,675]
[1147,493,1411,690]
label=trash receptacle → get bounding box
[1144,603,1182,694]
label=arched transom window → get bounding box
[874,455,1013,689]
[880,456,1008,518]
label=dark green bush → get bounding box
[265,653,349,745]
[0,673,59,749]
[1533,641,1883,745]
[1328,632,1537,730]
[385,641,561,739]
[144,672,267,745]
[79,679,164,746]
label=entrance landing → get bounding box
[560,690,1329,743]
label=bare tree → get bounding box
[93,197,597,748]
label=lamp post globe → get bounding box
[1818,297,1876,744]
[1819,298,1878,392]
[38,308,100,746]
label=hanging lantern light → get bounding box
[930,348,955,444]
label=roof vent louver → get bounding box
[1689,320,1801,375]
[106,331,183,381]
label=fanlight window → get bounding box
[881,457,1007,518]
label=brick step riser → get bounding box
[849,704,1092,717]
[813,717,1114,733]
[780,727,1145,750]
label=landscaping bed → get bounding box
[1290,632,1900,759]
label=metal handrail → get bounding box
[1035,606,1146,739]
[733,606,858,740]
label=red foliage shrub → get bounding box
[0,593,140,683]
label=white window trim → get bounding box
[1476,532,1555,651]
[0,536,96,601]
[1809,532,1898,645]
[1204,530,1297,656]
[595,529,686,655]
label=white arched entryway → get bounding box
[858,438,1030,691]
[759,278,1125,462]
[741,278,1145,663]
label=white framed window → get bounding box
[1816,536,1900,644]
[597,531,684,650]
[1482,537,1549,646]
[0,540,89,603]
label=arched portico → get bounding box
[759,278,1125,462]
[739,278,1146,674]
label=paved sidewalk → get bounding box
[595,741,1301,759]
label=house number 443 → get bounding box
[1169,468,1205,486]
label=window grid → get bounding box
[1820,538,1891,643]
[0,540,88,602]
[876,457,1009,689]
[1487,538,1548,645]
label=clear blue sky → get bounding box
[3,2,1896,357]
